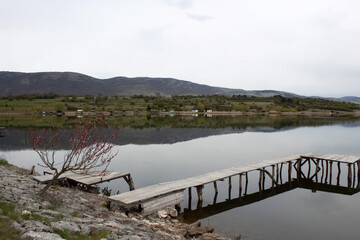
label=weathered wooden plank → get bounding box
[142,191,184,214]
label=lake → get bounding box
[1,115,360,239]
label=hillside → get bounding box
[0,71,299,97]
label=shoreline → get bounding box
[0,161,229,240]
[0,109,359,117]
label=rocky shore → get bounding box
[0,162,229,240]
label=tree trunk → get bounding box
[39,172,62,196]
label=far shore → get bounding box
[0,109,360,117]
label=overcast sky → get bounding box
[1,0,360,97]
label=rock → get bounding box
[166,207,178,218]
[0,208,2,215]
[187,226,215,237]
[11,220,23,233]
[88,223,109,235]
[157,207,178,219]
[51,221,81,234]
[79,224,91,235]
[157,210,169,219]
[41,209,60,217]
[40,201,52,209]
[22,231,65,240]
[23,220,53,232]
[22,210,32,216]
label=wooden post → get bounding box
[337,162,341,186]
[228,176,232,200]
[329,161,333,185]
[30,165,35,175]
[297,158,301,183]
[321,160,324,183]
[325,160,329,184]
[348,164,352,189]
[315,159,319,184]
[288,161,292,185]
[280,163,283,184]
[213,181,218,194]
[258,169,262,191]
[245,172,249,195]
[353,163,356,188]
[307,159,311,179]
[276,164,279,184]
[262,167,266,189]
[124,175,135,191]
[272,165,275,189]
[239,174,242,198]
[196,185,204,202]
[357,161,360,189]
[213,192,218,205]
[188,187,192,210]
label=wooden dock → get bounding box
[33,169,135,191]
[110,153,360,214]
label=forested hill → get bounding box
[0,71,299,97]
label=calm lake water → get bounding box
[1,115,360,239]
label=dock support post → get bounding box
[348,164,352,189]
[245,172,249,195]
[315,159,320,184]
[325,160,329,183]
[276,164,279,184]
[196,185,204,202]
[307,159,311,179]
[288,161,292,185]
[258,170,262,191]
[280,163,283,184]
[357,161,360,189]
[124,175,135,191]
[239,174,242,198]
[297,158,302,183]
[353,163,356,188]
[213,181,218,194]
[228,176,232,200]
[272,165,275,189]
[337,162,341,186]
[321,160,325,183]
[329,161,333,185]
[262,167,266,189]
[188,187,192,210]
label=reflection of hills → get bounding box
[1,115,360,151]
[0,116,360,150]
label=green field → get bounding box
[1,94,359,114]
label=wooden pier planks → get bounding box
[301,154,360,163]
[32,169,131,187]
[110,154,303,206]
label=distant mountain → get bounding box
[338,96,360,104]
[0,71,300,97]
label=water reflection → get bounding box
[1,115,360,239]
[180,158,360,224]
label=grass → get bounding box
[0,217,22,240]
[0,158,10,166]
[71,211,78,217]
[0,201,22,239]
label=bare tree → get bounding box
[26,118,119,195]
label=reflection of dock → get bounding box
[180,177,360,223]
[110,154,360,214]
